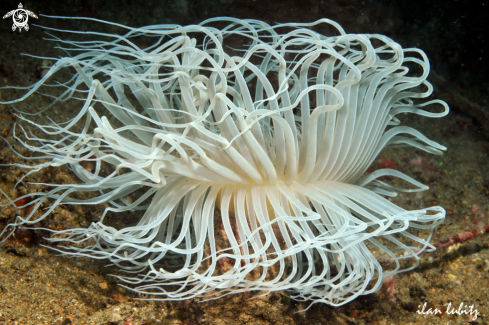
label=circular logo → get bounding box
[2,3,38,32]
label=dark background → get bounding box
[1,0,488,131]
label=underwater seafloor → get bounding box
[1,0,489,324]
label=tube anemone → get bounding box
[0,16,448,306]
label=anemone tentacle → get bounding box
[0,16,448,306]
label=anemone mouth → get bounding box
[0,15,447,306]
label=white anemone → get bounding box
[0,16,448,306]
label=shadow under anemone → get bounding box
[0,15,448,307]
